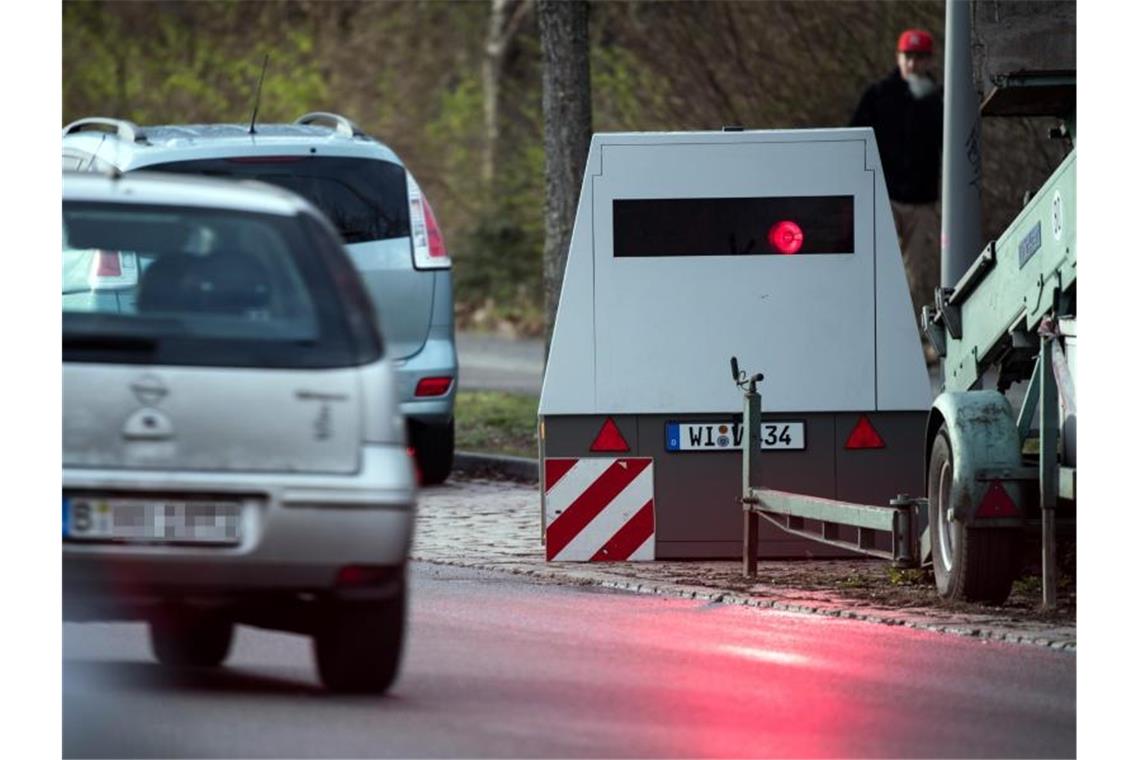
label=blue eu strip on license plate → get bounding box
[62,495,70,536]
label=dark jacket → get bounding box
[850,68,943,204]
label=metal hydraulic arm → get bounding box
[922,150,1075,395]
[923,148,1076,610]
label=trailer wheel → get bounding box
[928,425,1021,604]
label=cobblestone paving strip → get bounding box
[413,478,1075,651]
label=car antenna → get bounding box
[248,54,269,135]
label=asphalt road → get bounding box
[64,562,1074,758]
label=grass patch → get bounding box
[887,567,932,586]
[454,390,539,458]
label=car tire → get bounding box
[314,584,406,694]
[928,426,1021,604]
[412,418,454,486]
[149,608,235,668]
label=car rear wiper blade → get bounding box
[63,334,158,352]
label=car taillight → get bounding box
[94,250,121,277]
[415,377,453,397]
[423,196,447,260]
[407,173,451,270]
[88,250,138,291]
[335,565,397,587]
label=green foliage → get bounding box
[591,44,669,131]
[454,391,539,458]
[63,0,1071,336]
[838,573,874,589]
[424,72,483,187]
[63,1,328,125]
[887,566,932,586]
[1011,574,1042,597]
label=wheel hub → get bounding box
[938,460,955,572]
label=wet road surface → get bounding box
[64,562,1074,758]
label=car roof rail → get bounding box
[294,111,368,138]
[62,117,149,144]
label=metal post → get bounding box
[941,0,984,290]
[1016,356,1042,444]
[889,495,918,568]
[742,382,762,577]
[1039,332,1058,610]
[743,513,758,578]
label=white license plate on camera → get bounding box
[63,496,242,545]
[665,421,805,451]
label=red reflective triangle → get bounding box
[590,417,630,452]
[844,415,885,449]
[977,482,1019,518]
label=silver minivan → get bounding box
[62,112,457,483]
[63,170,415,693]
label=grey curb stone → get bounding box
[432,461,1075,652]
[412,555,1076,653]
[454,451,539,482]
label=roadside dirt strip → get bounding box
[414,477,1076,651]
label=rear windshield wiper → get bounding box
[63,334,158,353]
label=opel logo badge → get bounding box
[130,374,169,406]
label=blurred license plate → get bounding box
[63,496,242,545]
[665,421,805,451]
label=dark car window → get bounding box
[62,201,382,369]
[147,157,411,244]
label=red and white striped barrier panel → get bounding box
[543,457,655,561]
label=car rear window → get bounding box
[147,157,411,245]
[62,201,382,369]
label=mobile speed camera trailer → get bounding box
[538,127,932,563]
[539,2,1074,609]
[736,2,1076,609]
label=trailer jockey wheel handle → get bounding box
[729,355,764,391]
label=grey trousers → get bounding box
[891,200,941,327]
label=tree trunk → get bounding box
[483,0,533,188]
[537,0,591,362]
[482,0,509,187]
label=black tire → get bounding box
[411,418,454,486]
[928,426,1021,604]
[149,608,234,668]
[314,585,406,694]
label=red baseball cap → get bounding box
[897,29,934,54]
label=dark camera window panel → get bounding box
[613,196,855,257]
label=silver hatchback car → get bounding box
[63,170,415,693]
[62,112,457,483]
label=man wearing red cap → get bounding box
[851,29,943,357]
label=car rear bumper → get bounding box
[62,444,416,617]
[396,326,457,425]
